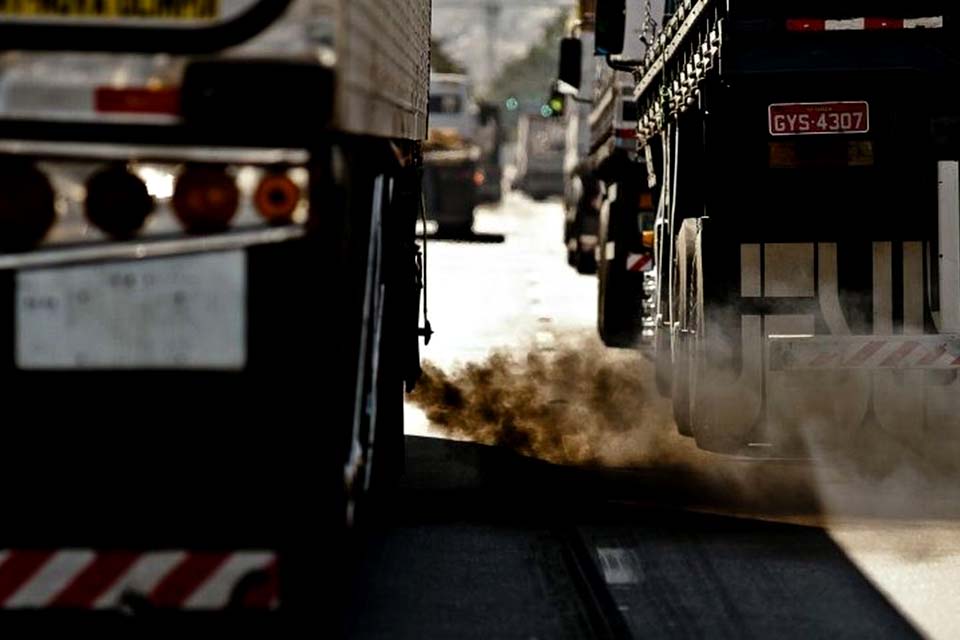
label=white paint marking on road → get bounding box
[596,547,640,585]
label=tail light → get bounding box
[254,172,301,224]
[638,192,654,210]
[473,170,486,187]
[85,166,154,238]
[0,162,56,252]
[95,87,181,116]
[172,166,240,233]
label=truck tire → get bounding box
[671,220,697,437]
[576,240,598,275]
[689,219,757,454]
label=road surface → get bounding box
[350,192,960,639]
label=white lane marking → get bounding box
[596,547,640,585]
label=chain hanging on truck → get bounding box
[417,193,434,346]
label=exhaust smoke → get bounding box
[408,334,823,516]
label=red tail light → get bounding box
[0,163,55,252]
[864,17,903,30]
[254,173,300,224]
[95,87,181,116]
[172,167,239,233]
[85,166,155,238]
[638,192,654,210]
[786,18,825,32]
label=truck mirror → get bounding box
[595,0,626,56]
[559,38,582,90]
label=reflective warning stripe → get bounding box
[787,16,943,31]
[626,253,653,272]
[0,550,278,610]
[769,335,960,371]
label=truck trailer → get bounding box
[587,0,960,455]
[0,0,430,628]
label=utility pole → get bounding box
[484,3,502,89]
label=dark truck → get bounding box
[591,0,960,454]
[424,73,480,236]
[0,0,430,629]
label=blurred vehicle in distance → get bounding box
[424,73,480,235]
[514,113,566,201]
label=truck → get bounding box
[557,3,601,274]
[579,0,960,455]
[558,0,654,337]
[514,113,567,202]
[0,0,430,627]
[424,73,481,236]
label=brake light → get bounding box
[0,163,56,252]
[95,87,181,116]
[254,173,301,225]
[865,18,903,30]
[85,166,155,239]
[172,167,239,233]
[786,18,825,32]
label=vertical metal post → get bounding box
[938,161,960,332]
[484,2,502,90]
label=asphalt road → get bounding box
[351,192,959,639]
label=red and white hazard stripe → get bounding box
[0,549,278,610]
[626,253,653,273]
[768,335,960,371]
[786,16,943,31]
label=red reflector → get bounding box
[786,18,825,32]
[615,128,637,140]
[865,17,903,30]
[95,87,180,115]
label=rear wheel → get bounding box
[671,220,697,437]
[689,220,758,454]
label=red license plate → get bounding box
[768,102,870,136]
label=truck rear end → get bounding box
[0,0,429,629]
[424,74,480,235]
[631,0,960,453]
[516,114,566,201]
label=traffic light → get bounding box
[545,88,565,118]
